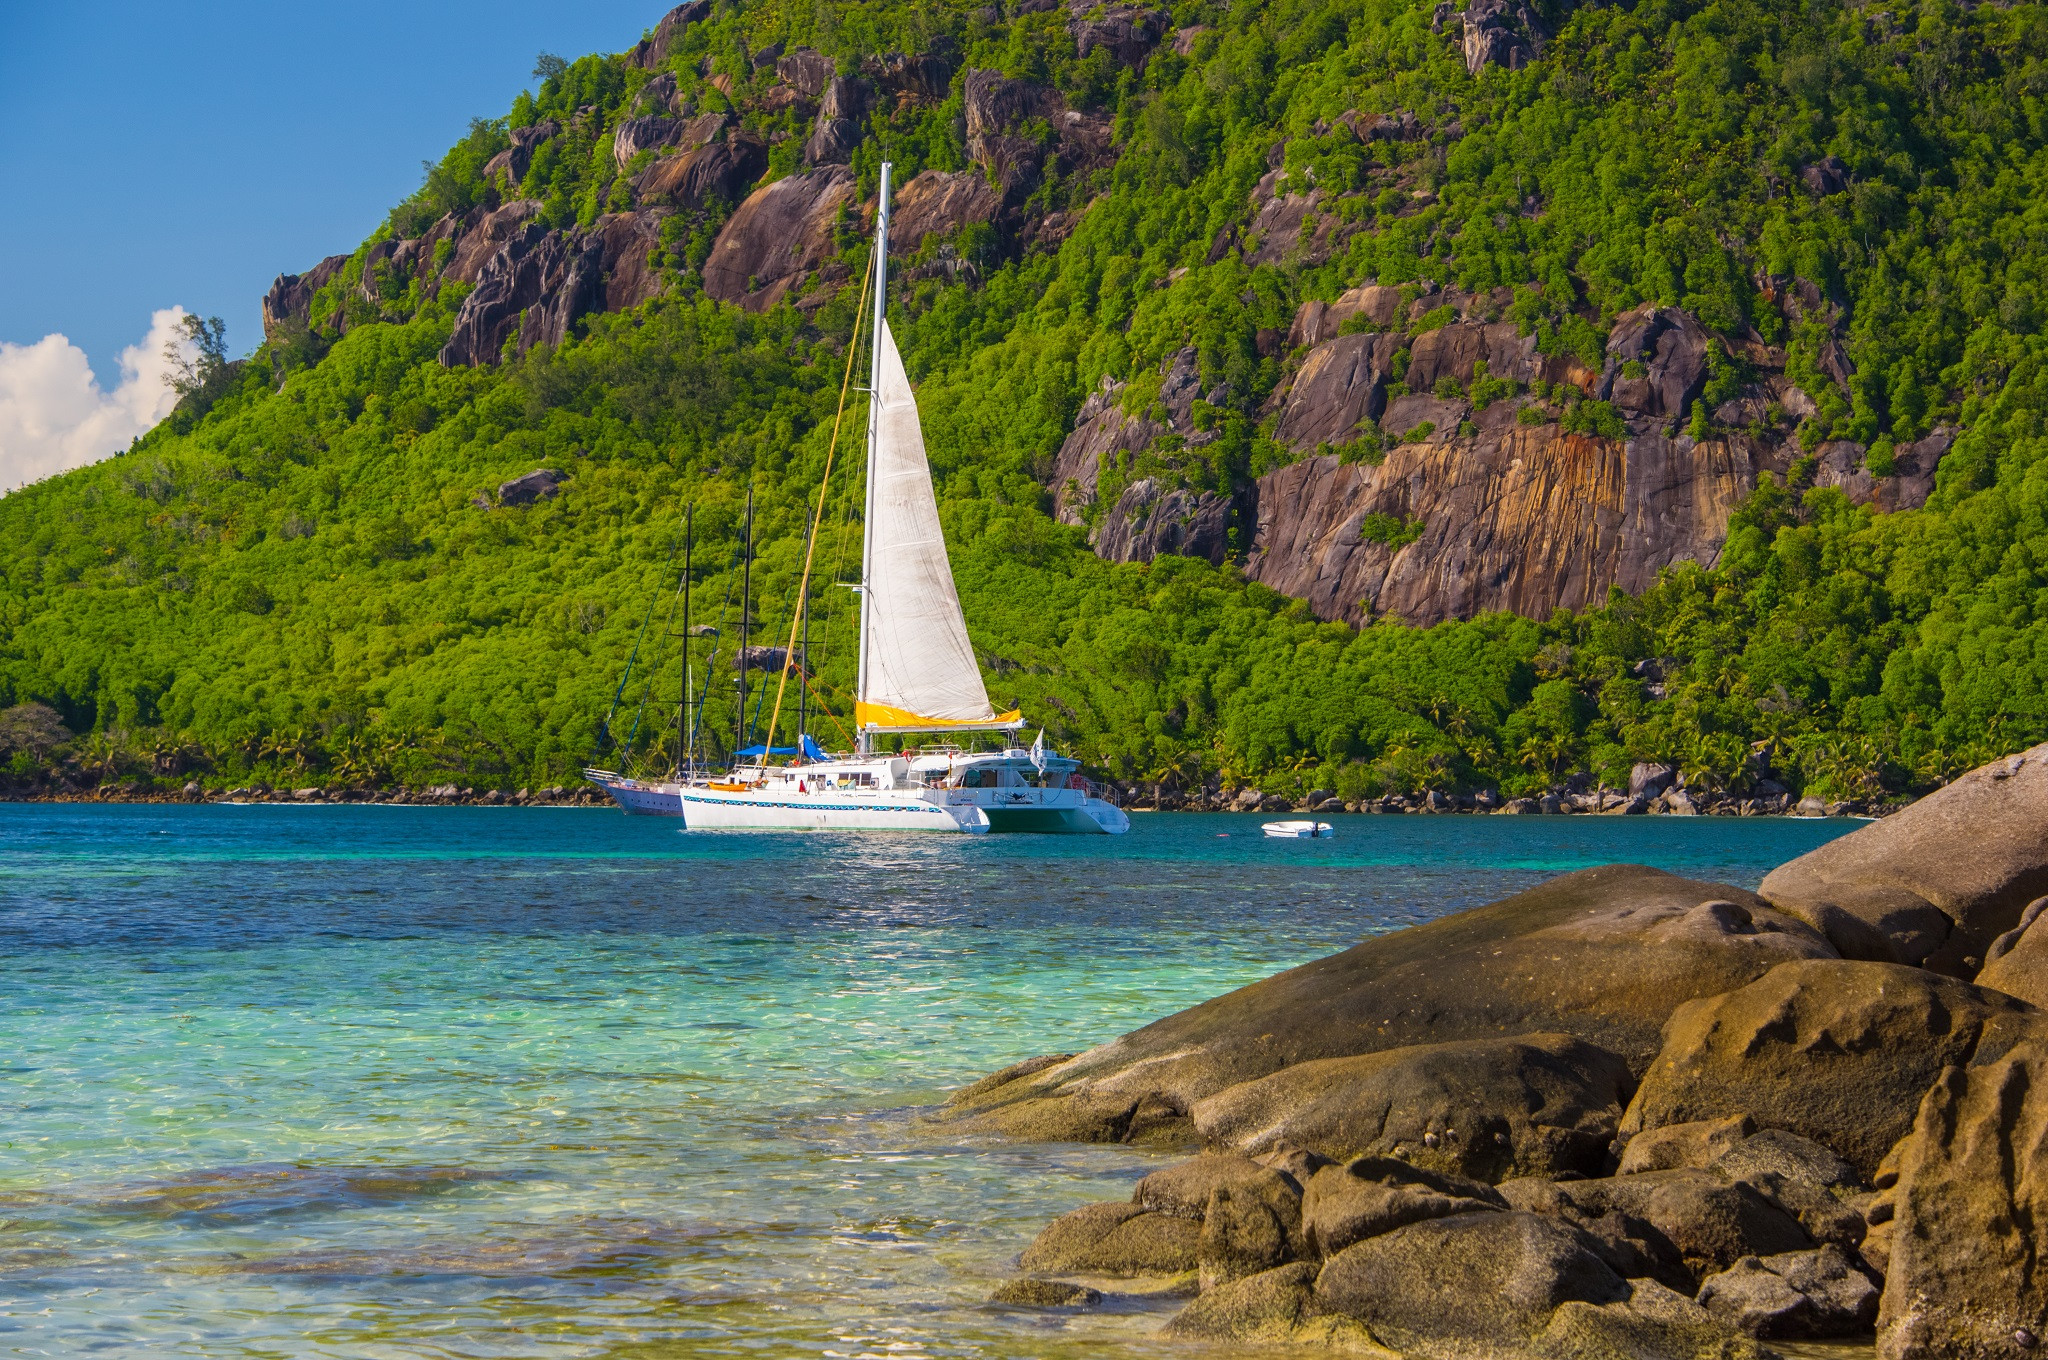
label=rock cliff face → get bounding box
[1242,426,1780,625]
[1055,284,1950,626]
[1052,348,1238,562]
[963,68,1115,212]
[261,35,1119,364]
[701,166,857,310]
[438,211,669,366]
[260,255,349,338]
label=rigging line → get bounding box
[760,245,875,766]
[808,333,872,743]
[687,514,747,762]
[812,412,865,739]
[624,535,693,763]
[800,667,857,750]
[597,531,682,757]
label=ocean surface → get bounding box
[0,803,1856,1359]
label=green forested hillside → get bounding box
[5,0,2048,802]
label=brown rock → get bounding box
[1313,1210,1628,1353]
[1709,1130,1868,1252]
[1761,744,2048,972]
[1273,333,1402,451]
[1877,1040,2048,1360]
[1698,1244,1880,1338]
[1405,320,1543,392]
[1287,284,1407,348]
[1162,1261,1393,1349]
[888,170,1000,252]
[441,199,543,285]
[1191,1033,1632,1182]
[1134,1153,1303,1236]
[480,120,559,191]
[1620,959,2039,1181]
[1598,306,1711,428]
[1017,1200,1200,1276]
[989,1277,1100,1306]
[627,0,709,69]
[866,51,952,101]
[636,134,768,208]
[804,75,868,164]
[701,166,857,310]
[1072,4,1164,66]
[612,114,680,169]
[1807,428,1952,517]
[1977,895,2048,1007]
[947,866,1836,1144]
[440,226,594,365]
[1200,1184,1291,1288]
[775,47,835,96]
[963,69,1112,205]
[1462,0,1545,72]
[260,254,349,341]
[587,211,669,313]
[1498,1175,1693,1290]
[497,469,566,506]
[1048,347,1229,564]
[1618,1115,1756,1175]
[1380,392,1468,439]
[1090,480,1232,564]
[1302,1157,1507,1258]
[1238,422,1787,627]
[1545,1169,1814,1284]
[1539,1277,1775,1360]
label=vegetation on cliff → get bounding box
[5,0,2048,801]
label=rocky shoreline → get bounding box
[939,744,2048,1358]
[1,783,610,807]
[1,760,1885,819]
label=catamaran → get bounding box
[674,163,1128,835]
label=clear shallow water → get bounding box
[0,804,1854,1358]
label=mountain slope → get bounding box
[4,0,2048,804]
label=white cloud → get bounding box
[0,308,195,494]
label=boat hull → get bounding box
[677,786,1126,834]
[587,775,687,817]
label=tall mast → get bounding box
[856,162,891,756]
[679,502,692,780]
[797,549,811,759]
[737,485,754,766]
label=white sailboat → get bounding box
[680,164,1128,835]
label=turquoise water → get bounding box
[0,805,1854,1358]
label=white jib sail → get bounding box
[858,319,1002,727]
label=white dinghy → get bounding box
[1262,820,1334,839]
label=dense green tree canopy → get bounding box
[5,0,2048,801]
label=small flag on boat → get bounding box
[1030,729,1045,775]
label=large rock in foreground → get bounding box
[1192,1032,1631,1182]
[944,866,1837,1144]
[1620,959,2041,1180]
[1877,1040,2048,1360]
[1976,895,2048,1008]
[1760,740,2048,973]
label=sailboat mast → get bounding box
[679,502,692,780]
[797,539,811,760]
[856,161,891,756]
[737,485,754,766]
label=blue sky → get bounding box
[0,0,667,384]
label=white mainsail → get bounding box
[856,319,1017,731]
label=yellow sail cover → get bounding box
[859,320,1013,730]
